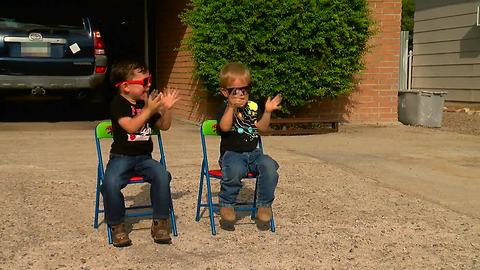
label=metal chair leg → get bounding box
[93,177,101,229]
[205,174,217,235]
[170,197,178,236]
[251,177,259,219]
[107,225,113,244]
[270,213,276,232]
[195,165,205,222]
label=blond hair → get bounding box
[219,62,251,88]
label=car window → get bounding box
[0,17,83,29]
[0,0,84,29]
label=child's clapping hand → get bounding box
[158,87,180,111]
[227,90,248,108]
[264,94,282,113]
[145,89,163,113]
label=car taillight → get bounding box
[93,30,105,55]
[95,66,107,73]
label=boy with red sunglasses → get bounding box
[102,58,180,247]
[216,62,282,229]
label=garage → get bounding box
[0,0,158,121]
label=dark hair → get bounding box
[109,58,149,87]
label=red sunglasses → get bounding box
[115,75,152,88]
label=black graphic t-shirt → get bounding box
[110,94,160,156]
[216,101,262,157]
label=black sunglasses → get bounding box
[226,85,251,95]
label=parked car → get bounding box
[0,15,107,100]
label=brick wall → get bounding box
[155,0,207,122]
[155,0,401,124]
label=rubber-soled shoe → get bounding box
[111,223,132,247]
[257,207,272,223]
[151,219,172,244]
[220,207,236,222]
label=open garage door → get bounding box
[0,0,157,121]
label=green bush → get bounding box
[181,0,373,114]
[401,0,415,32]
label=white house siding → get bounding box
[413,0,480,102]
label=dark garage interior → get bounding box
[0,0,156,121]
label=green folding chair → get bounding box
[195,119,275,235]
[93,120,178,244]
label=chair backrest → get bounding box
[94,120,167,177]
[201,119,220,136]
[199,119,264,167]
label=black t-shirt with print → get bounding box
[110,94,160,156]
[216,101,262,157]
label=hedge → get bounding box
[181,0,373,114]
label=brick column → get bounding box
[352,0,401,123]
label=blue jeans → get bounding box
[219,148,279,207]
[101,154,171,225]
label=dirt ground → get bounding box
[442,111,480,136]
[0,112,479,269]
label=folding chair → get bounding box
[195,119,276,235]
[93,120,178,244]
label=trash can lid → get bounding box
[398,90,448,96]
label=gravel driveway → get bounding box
[0,116,478,269]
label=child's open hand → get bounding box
[149,89,159,99]
[158,87,180,111]
[265,94,282,113]
[146,90,163,113]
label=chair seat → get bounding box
[129,176,144,182]
[208,169,256,178]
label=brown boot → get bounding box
[151,219,172,244]
[110,223,132,247]
[220,207,236,222]
[257,207,272,223]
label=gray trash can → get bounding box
[398,90,447,128]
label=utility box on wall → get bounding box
[398,90,447,128]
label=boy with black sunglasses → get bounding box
[102,58,180,247]
[216,62,282,228]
